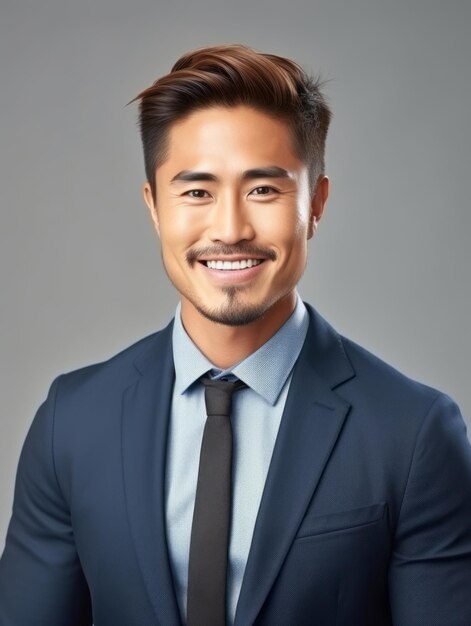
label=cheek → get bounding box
[261,208,309,251]
[158,213,202,252]
[271,213,309,270]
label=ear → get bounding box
[308,175,329,239]
[143,182,160,237]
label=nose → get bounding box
[207,193,255,244]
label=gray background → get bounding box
[1,0,470,547]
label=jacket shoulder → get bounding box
[342,334,437,390]
[54,320,174,397]
[304,302,445,408]
[339,332,454,418]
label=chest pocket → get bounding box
[295,501,387,540]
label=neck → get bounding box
[180,292,298,369]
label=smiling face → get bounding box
[144,105,328,333]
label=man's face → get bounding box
[144,105,328,327]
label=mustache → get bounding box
[186,244,277,265]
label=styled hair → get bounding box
[133,44,332,200]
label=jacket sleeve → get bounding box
[0,377,92,626]
[389,393,471,626]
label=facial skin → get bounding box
[144,105,329,366]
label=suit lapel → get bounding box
[121,322,182,626]
[234,304,355,626]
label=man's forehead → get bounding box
[157,106,305,180]
[166,104,295,146]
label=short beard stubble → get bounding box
[191,285,273,327]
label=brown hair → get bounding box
[133,44,331,200]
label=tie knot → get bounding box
[200,376,246,417]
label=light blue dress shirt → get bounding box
[165,295,309,625]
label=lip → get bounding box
[198,256,267,263]
[198,258,267,285]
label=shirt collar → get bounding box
[172,294,309,405]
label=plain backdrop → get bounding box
[1,0,470,548]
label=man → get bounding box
[1,44,470,626]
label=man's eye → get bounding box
[185,189,209,198]
[251,186,277,195]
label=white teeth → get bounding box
[205,259,262,270]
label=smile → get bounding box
[204,259,264,270]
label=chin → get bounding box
[189,286,271,326]
[194,301,269,327]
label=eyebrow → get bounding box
[170,166,292,184]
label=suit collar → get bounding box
[235,304,355,625]
[123,321,182,626]
[301,302,355,389]
[132,317,174,377]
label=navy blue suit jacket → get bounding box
[1,303,471,625]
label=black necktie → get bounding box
[187,376,246,626]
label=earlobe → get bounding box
[309,215,319,239]
[308,175,329,240]
[143,182,160,237]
